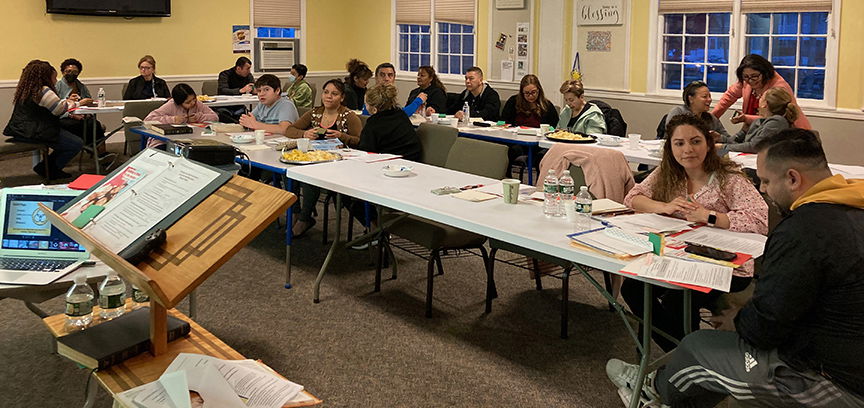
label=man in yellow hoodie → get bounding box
[605,129,864,408]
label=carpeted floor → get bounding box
[0,146,654,407]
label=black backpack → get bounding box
[588,99,627,136]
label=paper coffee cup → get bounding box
[501,179,520,204]
[254,129,265,144]
[297,138,311,152]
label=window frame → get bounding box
[250,0,306,72]
[650,0,840,109]
[392,0,478,81]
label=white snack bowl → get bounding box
[382,164,414,177]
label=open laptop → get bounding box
[0,188,89,285]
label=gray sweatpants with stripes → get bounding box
[655,330,864,408]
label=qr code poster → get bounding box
[586,31,612,52]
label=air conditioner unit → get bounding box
[254,38,299,72]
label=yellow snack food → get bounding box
[281,149,339,162]
[547,130,593,141]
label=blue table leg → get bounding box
[139,129,147,152]
[526,145,535,185]
[284,176,294,289]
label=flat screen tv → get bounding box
[46,0,171,17]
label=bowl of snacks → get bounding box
[279,148,342,164]
[382,164,414,177]
[545,130,596,144]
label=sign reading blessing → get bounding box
[577,0,623,26]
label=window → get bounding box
[256,27,299,39]
[744,12,828,99]
[252,0,301,39]
[395,0,476,75]
[656,0,834,102]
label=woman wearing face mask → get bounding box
[621,113,768,352]
[712,54,810,130]
[55,58,107,152]
[718,87,799,154]
[556,80,606,134]
[407,66,446,116]
[286,79,362,237]
[662,81,729,141]
[501,74,558,127]
[343,59,373,110]
[123,55,170,100]
[144,83,218,148]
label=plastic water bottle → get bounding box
[575,186,593,231]
[558,170,575,218]
[461,102,471,126]
[96,87,106,107]
[65,273,94,331]
[131,284,149,309]
[543,170,560,217]
[98,270,126,320]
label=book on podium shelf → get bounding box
[56,307,191,370]
[151,123,193,135]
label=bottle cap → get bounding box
[580,186,588,191]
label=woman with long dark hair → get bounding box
[501,74,558,127]
[407,66,446,115]
[4,60,86,179]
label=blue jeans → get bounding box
[45,129,84,170]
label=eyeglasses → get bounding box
[139,65,154,71]
[522,90,538,96]
[742,73,762,81]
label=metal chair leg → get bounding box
[434,253,444,276]
[425,249,439,318]
[374,230,385,292]
[485,247,499,314]
[561,266,572,339]
[321,194,330,245]
[531,258,543,290]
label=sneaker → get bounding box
[606,359,661,402]
[350,239,379,251]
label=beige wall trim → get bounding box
[0,71,352,90]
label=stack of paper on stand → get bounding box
[591,198,630,215]
[621,254,733,292]
[671,227,767,258]
[607,213,692,234]
[116,353,307,408]
[569,226,654,257]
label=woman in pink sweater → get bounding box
[145,83,218,148]
[712,54,810,130]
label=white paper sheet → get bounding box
[607,213,692,234]
[622,254,733,292]
[672,227,767,258]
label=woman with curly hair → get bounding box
[3,60,87,179]
[501,74,558,127]
[621,113,768,352]
[343,59,373,110]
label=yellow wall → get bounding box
[1,0,248,80]
[836,0,864,109]
[627,1,650,94]
[305,0,392,71]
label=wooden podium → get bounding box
[42,175,296,355]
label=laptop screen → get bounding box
[2,193,85,253]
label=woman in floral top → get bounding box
[621,113,768,352]
[286,79,362,237]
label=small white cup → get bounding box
[628,133,642,149]
[429,115,439,124]
[296,138,310,152]
[254,129,265,144]
[501,179,520,204]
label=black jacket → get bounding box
[3,99,61,143]
[123,75,170,100]
[358,108,421,162]
[445,85,501,121]
[500,95,558,126]
[343,82,366,110]
[218,68,254,95]
[735,202,864,397]
[407,85,446,114]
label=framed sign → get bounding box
[577,0,623,26]
[496,0,525,10]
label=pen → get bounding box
[460,184,484,190]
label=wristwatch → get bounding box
[707,211,717,227]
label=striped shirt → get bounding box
[36,86,77,116]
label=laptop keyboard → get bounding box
[0,258,76,272]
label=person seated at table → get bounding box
[607,129,864,408]
[123,55,170,100]
[361,62,425,116]
[239,75,299,135]
[286,79,362,237]
[285,64,313,108]
[215,56,255,123]
[501,74,558,127]
[55,58,108,155]
[556,80,605,134]
[445,66,500,122]
[661,80,729,141]
[620,113,768,352]
[343,59,373,110]
[717,87,799,154]
[3,60,87,179]
[407,66,446,116]
[712,53,811,130]
[144,83,219,149]
[360,84,421,161]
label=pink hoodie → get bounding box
[144,99,218,147]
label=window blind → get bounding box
[658,0,734,13]
[396,0,431,25]
[434,0,475,25]
[740,0,832,13]
[253,0,301,28]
